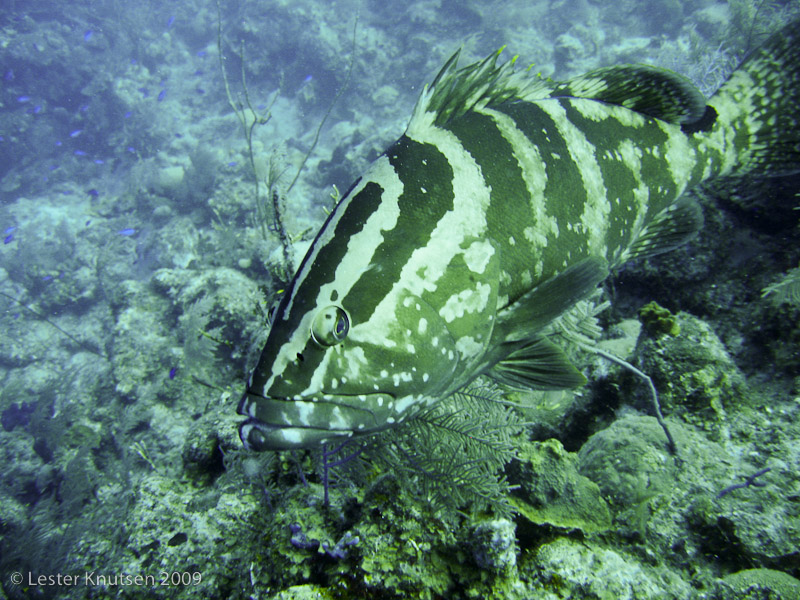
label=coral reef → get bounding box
[509,439,612,535]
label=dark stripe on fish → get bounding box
[342,136,455,320]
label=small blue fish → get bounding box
[157,89,166,102]
[167,16,175,29]
[3,234,13,244]
[17,95,30,103]
[87,189,99,197]
[4,226,16,235]
[4,69,13,82]
[74,150,87,156]
[303,74,313,83]
[124,111,132,118]
[32,105,42,114]
[70,129,82,138]
[127,146,135,153]
[196,50,207,57]
[94,159,104,165]
[117,228,136,236]
[84,30,93,42]
[227,161,237,167]
[169,367,177,379]
[42,275,52,282]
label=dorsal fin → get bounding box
[408,50,708,134]
[407,48,554,134]
[552,64,708,125]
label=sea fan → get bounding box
[762,266,800,306]
[179,297,221,372]
[371,379,523,517]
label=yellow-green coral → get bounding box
[638,301,681,337]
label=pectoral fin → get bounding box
[493,256,609,344]
[489,336,586,390]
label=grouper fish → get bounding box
[238,20,800,451]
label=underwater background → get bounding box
[1,0,799,598]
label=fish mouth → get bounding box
[238,419,354,451]
[237,390,397,451]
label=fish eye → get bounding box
[310,305,350,347]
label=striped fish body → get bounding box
[239,20,800,450]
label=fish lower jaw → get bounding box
[237,390,403,451]
[239,418,353,451]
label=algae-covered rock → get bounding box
[4,196,100,311]
[526,537,691,599]
[157,165,186,193]
[87,473,260,597]
[111,292,175,404]
[722,568,800,599]
[687,470,800,570]
[576,414,708,555]
[268,585,335,600]
[635,311,749,431]
[508,439,611,534]
[470,518,518,574]
[152,266,266,375]
[181,405,245,484]
[578,413,799,572]
[578,415,678,510]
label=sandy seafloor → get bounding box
[1,0,800,598]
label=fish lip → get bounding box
[239,418,353,451]
[237,390,401,450]
[238,389,397,426]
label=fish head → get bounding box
[238,276,462,451]
[237,169,482,450]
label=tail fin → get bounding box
[710,18,800,177]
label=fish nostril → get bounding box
[296,352,305,363]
